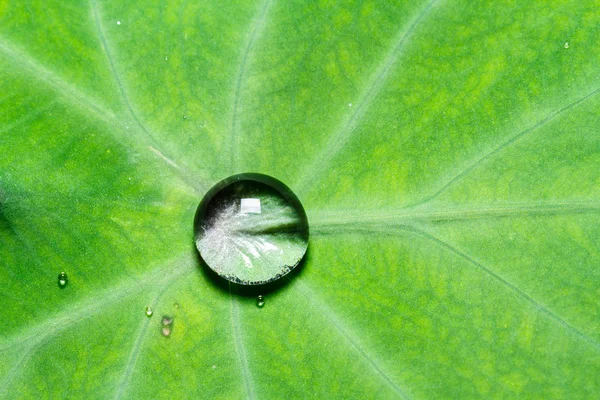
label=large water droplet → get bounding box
[257,295,265,308]
[58,272,68,288]
[145,306,153,317]
[194,173,309,285]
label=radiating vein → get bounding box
[412,85,600,208]
[230,0,273,170]
[295,0,440,195]
[0,36,118,125]
[405,226,600,352]
[293,280,409,399]
[229,283,255,399]
[0,35,202,195]
[89,0,206,193]
[0,255,196,390]
[113,269,188,400]
[310,201,600,233]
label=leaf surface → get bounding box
[1,0,599,398]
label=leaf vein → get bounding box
[229,283,255,399]
[230,0,273,170]
[406,226,600,352]
[412,86,600,207]
[295,0,440,194]
[293,280,410,399]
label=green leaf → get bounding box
[1,0,599,398]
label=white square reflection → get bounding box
[240,198,261,214]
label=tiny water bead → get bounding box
[145,306,153,317]
[257,295,265,308]
[564,41,569,49]
[116,20,121,25]
[194,173,309,285]
[57,272,68,288]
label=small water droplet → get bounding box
[116,20,121,25]
[564,42,569,49]
[212,365,217,369]
[58,272,68,288]
[257,295,265,308]
[145,306,153,317]
[161,327,171,337]
[165,56,168,61]
[348,103,352,107]
[174,302,180,309]
[162,316,173,325]
[183,115,187,120]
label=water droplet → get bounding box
[165,56,168,61]
[257,295,265,308]
[348,103,352,107]
[212,365,217,369]
[116,20,121,25]
[57,272,68,288]
[161,315,173,337]
[145,306,153,317]
[174,302,180,309]
[194,173,309,285]
[183,115,187,119]
[564,42,569,49]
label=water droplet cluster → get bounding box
[161,316,173,337]
[257,295,265,308]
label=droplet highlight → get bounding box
[58,272,68,288]
[257,295,265,308]
[116,20,121,25]
[145,306,153,317]
[564,42,569,49]
[194,173,309,285]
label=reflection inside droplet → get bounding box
[194,173,309,285]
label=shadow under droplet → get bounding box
[195,243,310,298]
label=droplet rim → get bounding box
[194,173,309,286]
